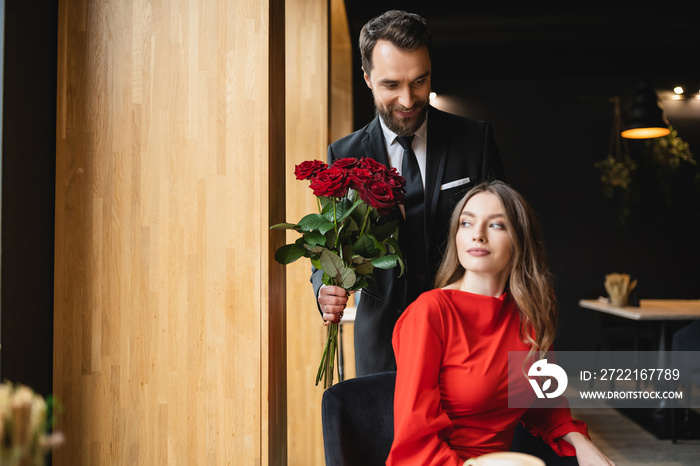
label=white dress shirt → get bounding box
[379,117,428,190]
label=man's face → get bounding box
[364,40,431,137]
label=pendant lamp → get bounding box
[620,78,671,139]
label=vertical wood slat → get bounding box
[54,0,285,464]
[284,0,328,464]
[329,0,353,144]
[329,0,356,382]
[285,0,355,464]
[267,0,287,464]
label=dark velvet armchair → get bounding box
[321,371,578,466]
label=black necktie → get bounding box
[397,135,424,239]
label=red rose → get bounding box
[294,160,328,180]
[359,177,396,215]
[309,167,349,198]
[359,157,388,175]
[332,157,360,170]
[347,168,373,191]
[386,168,406,204]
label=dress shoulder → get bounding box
[404,289,450,314]
[396,289,454,330]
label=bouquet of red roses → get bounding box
[272,157,406,388]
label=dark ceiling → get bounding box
[343,4,700,93]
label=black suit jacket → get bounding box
[312,106,505,375]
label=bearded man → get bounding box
[313,10,506,376]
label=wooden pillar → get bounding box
[54,0,286,464]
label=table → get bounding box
[578,299,700,321]
[579,298,700,440]
[578,299,700,351]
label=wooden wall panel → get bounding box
[329,0,355,382]
[285,1,328,464]
[285,0,354,464]
[54,0,285,464]
[329,0,353,144]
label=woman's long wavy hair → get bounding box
[434,181,557,354]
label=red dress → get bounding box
[386,289,588,465]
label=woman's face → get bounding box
[455,191,513,282]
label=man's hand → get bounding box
[318,285,351,324]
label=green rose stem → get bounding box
[317,197,342,389]
[332,199,338,235]
[315,280,340,389]
[315,320,338,388]
[358,206,372,237]
[332,198,342,252]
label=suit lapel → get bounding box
[361,116,390,167]
[424,107,450,245]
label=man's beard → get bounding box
[375,99,429,137]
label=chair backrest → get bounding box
[322,370,578,466]
[321,371,396,466]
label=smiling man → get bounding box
[312,10,506,376]
[365,39,431,137]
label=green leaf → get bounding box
[353,234,378,257]
[338,197,364,222]
[318,196,332,211]
[348,276,368,291]
[319,249,356,289]
[298,213,334,235]
[370,235,387,257]
[319,223,335,235]
[324,229,338,249]
[274,244,306,264]
[353,260,374,275]
[319,249,344,276]
[371,254,399,269]
[370,220,399,241]
[385,236,403,259]
[338,269,357,289]
[321,271,333,286]
[397,255,405,276]
[336,197,353,218]
[322,202,336,222]
[306,245,327,256]
[303,231,326,246]
[270,222,299,230]
[349,201,368,225]
[342,244,354,261]
[383,237,404,277]
[345,217,359,233]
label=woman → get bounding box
[387,181,613,465]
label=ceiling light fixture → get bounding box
[621,78,671,139]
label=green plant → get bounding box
[646,126,695,170]
[0,382,63,466]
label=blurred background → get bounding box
[344,3,700,351]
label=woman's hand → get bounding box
[562,432,615,466]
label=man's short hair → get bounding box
[359,10,432,75]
